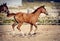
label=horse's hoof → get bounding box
[19,34,22,36]
[24,33,26,36]
[32,33,36,35]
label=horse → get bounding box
[4,5,48,35]
[0,3,9,13]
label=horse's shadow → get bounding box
[9,32,40,38]
[1,31,40,38]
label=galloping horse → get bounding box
[2,3,48,34]
[0,3,9,13]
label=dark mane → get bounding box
[32,6,45,14]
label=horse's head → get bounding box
[39,5,48,15]
[0,3,9,13]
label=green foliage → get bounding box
[38,16,58,24]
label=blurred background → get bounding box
[0,0,60,25]
[0,1,60,41]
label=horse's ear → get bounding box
[4,3,7,6]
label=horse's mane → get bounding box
[32,6,45,14]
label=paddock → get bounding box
[0,2,60,41]
[0,25,60,41]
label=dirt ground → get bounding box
[0,25,60,41]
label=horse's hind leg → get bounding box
[17,22,23,31]
[12,22,17,36]
[17,22,24,36]
[12,22,16,31]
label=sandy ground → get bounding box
[0,25,60,41]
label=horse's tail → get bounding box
[7,13,16,17]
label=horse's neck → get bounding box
[33,10,41,17]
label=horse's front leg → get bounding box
[28,24,33,35]
[33,24,37,35]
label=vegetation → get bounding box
[0,13,59,25]
[38,16,58,25]
[0,2,60,25]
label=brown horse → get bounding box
[6,5,48,35]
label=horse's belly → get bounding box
[24,19,36,24]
